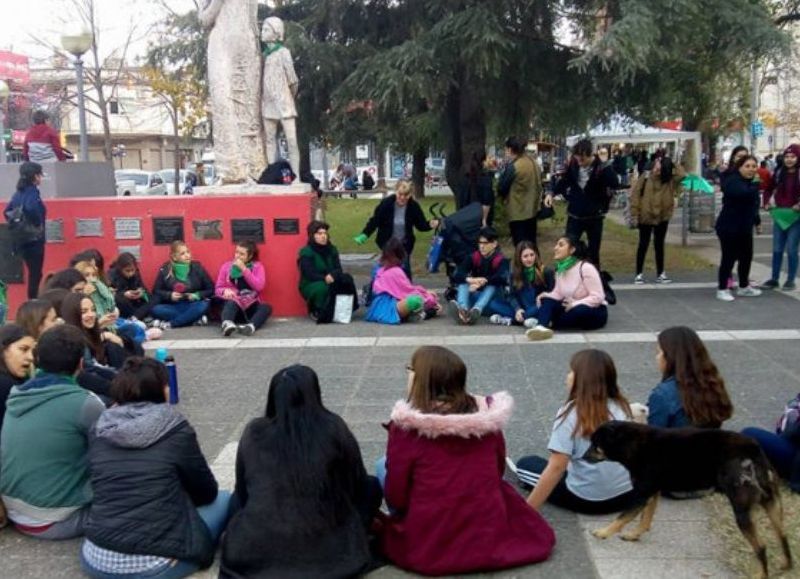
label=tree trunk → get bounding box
[376,140,386,190]
[445,70,486,200]
[412,146,426,199]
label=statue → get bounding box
[260,17,300,171]
[198,0,265,183]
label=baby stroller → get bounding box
[427,201,483,300]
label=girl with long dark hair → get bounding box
[108,252,152,321]
[488,241,552,327]
[4,162,46,298]
[648,326,733,428]
[0,324,35,441]
[220,365,381,578]
[15,299,59,339]
[379,346,554,575]
[761,143,800,290]
[516,349,637,514]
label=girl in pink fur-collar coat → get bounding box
[379,346,555,576]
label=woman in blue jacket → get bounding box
[4,162,46,299]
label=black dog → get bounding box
[584,422,792,579]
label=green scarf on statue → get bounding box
[554,256,578,276]
[172,261,190,282]
[230,262,253,280]
[262,42,283,57]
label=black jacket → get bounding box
[716,172,760,235]
[452,249,509,287]
[555,160,619,218]
[220,414,376,579]
[152,261,213,302]
[85,404,218,567]
[361,195,431,254]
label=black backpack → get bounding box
[6,205,43,245]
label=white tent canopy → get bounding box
[567,115,702,174]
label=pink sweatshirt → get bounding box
[215,260,266,310]
[539,261,606,308]
[373,266,438,309]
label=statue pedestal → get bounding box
[193,183,310,196]
[0,161,116,201]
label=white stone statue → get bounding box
[198,0,265,183]
[260,17,300,170]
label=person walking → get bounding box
[761,144,800,291]
[715,155,762,301]
[4,162,47,299]
[630,155,685,284]
[498,136,546,246]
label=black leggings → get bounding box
[636,221,669,275]
[516,455,638,515]
[717,231,754,290]
[221,300,272,329]
[17,241,45,299]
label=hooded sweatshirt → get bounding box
[764,144,800,208]
[0,372,105,525]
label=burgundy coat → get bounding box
[380,392,555,576]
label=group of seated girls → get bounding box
[0,322,796,577]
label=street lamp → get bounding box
[61,30,93,162]
[0,79,9,164]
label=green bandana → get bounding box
[524,266,537,284]
[230,262,252,279]
[172,261,190,282]
[770,207,800,231]
[554,256,578,275]
[262,42,283,57]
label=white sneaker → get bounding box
[221,320,236,337]
[716,289,735,302]
[523,317,539,329]
[736,286,762,297]
[656,272,672,284]
[489,314,512,326]
[525,325,554,341]
[634,274,645,284]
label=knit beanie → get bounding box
[783,144,800,158]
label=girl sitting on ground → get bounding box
[108,252,152,322]
[42,268,88,294]
[220,365,381,578]
[488,241,553,328]
[215,240,272,336]
[378,346,555,576]
[0,324,35,440]
[365,238,440,324]
[151,241,214,329]
[526,236,608,341]
[742,396,800,494]
[15,299,59,338]
[516,349,637,514]
[649,326,733,429]
[81,357,230,579]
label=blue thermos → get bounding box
[165,355,179,404]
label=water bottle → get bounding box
[155,347,168,363]
[165,355,179,405]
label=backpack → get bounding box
[471,250,504,275]
[775,393,800,436]
[6,204,44,245]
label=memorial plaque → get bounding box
[45,219,64,243]
[231,218,265,242]
[152,217,184,245]
[75,217,103,237]
[273,218,300,235]
[193,219,223,241]
[114,217,142,240]
[117,245,141,260]
[0,224,23,283]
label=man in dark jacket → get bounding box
[23,110,66,163]
[449,227,509,325]
[552,139,619,267]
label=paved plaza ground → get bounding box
[2,212,799,578]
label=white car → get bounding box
[115,170,168,196]
[158,169,197,195]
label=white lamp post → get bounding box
[61,30,93,162]
[0,79,9,164]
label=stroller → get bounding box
[427,201,484,300]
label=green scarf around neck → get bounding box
[524,266,537,284]
[262,42,283,57]
[230,262,253,279]
[554,256,579,275]
[172,261,190,282]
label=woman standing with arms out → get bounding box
[4,162,46,299]
[379,346,555,576]
[220,365,381,578]
[215,240,272,336]
[630,155,685,284]
[497,136,545,246]
[716,155,762,301]
[151,241,214,329]
[761,144,800,291]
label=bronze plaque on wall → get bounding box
[273,218,300,235]
[152,217,185,245]
[231,219,265,243]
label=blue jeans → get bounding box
[151,300,209,328]
[741,428,799,491]
[79,491,232,579]
[484,287,539,322]
[771,219,800,283]
[537,298,607,330]
[456,283,496,313]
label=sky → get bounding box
[0,0,199,64]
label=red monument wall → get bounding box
[6,193,314,316]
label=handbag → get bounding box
[536,196,555,221]
[6,205,44,245]
[600,270,617,305]
[333,294,354,324]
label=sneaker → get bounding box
[467,308,481,325]
[221,320,236,337]
[149,319,162,329]
[634,273,645,284]
[195,315,209,326]
[656,272,672,284]
[160,322,172,330]
[489,314,512,326]
[523,317,539,329]
[504,457,518,475]
[716,289,734,302]
[447,300,462,323]
[760,279,780,290]
[782,281,796,291]
[238,323,256,336]
[525,325,554,341]
[736,286,762,297]
[144,327,163,341]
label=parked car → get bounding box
[115,170,168,196]
[158,169,197,195]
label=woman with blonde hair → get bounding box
[151,241,214,329]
